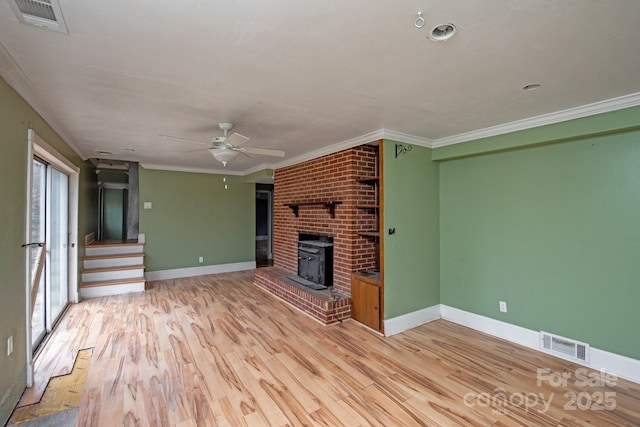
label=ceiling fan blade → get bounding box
[159,134,211,147]
[170,147,207,153]
[242,147,285,157]
[225,132,250,147]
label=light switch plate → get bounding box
[143,202,152,209]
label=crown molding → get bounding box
[273,128,433,170]
[0,40,87,160]
[273,129,385,169]
[432,92,640,148]
[380,129,434,147]
[140,163,244,176]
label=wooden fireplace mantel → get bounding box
[285,201,343,218]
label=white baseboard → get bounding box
[384,304,441,336]
[382,304,640,384]
[440,305,539,349]
[440,305,640,384]
[79,282,145,298]
[84,232,95,246]
[590,348,640,385]
[145,261,256,281]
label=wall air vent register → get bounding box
[540,331,590,362]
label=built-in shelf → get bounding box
[358,231,380,238]
[285,201,343,218]
[356,176,380,185]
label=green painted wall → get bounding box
[382,141,439,319]
[0,77,96,425]
[439,126,640,359]
[78,161,98,277]
[139,168,255,271]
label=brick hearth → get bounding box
[254,267,351,325]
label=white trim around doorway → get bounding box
[25,129,80,386]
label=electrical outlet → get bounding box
[7,336,13,356]
[198,256,203,263]
[499,301,507,313]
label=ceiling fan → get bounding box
[160,121,285,166]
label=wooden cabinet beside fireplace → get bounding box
[351,272,381,331]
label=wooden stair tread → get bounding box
[82,264,145,274]
[83,253,145,261]
[86,242,144,248]
[80,277,146,288]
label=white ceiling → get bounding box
[1,0,640,174]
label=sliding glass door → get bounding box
[31,159,46,348]
[48,167,69,325]
[30,158,69,350]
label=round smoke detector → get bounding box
[429,23,457,42]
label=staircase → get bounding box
[80,242,146,298]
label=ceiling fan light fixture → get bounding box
[210,148,239,166]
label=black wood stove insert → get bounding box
[292,233,333,290]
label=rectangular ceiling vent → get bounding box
[540,331,590,363]
[9,0,69,33]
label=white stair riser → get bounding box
[80,282,145,298]
[84,256,144,269]
[85,245,144,257]
[82,268,144,282]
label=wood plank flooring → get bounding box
[21,271,640,426]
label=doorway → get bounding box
[98,183,128,241]
[256,185,273,267]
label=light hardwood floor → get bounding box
[21,271,640,426]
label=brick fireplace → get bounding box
[254,144,379,324]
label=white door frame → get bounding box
[24,129,79,386]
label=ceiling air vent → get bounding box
[8,0,69,33]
